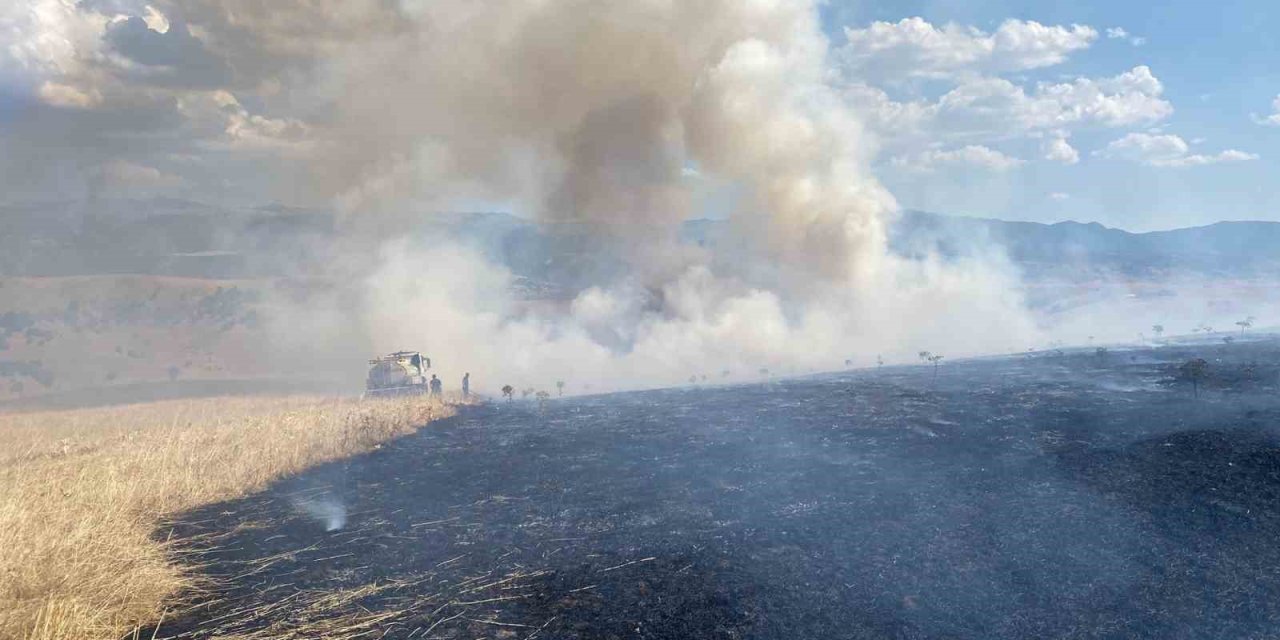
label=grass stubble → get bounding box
[0,394,456,639]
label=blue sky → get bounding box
[2,1,1275,232]
[820,0,1280,230]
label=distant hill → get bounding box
[890,211,1280,280]
[2,199,1277,282]
[2,199,1277,405]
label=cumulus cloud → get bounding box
[939,66,1171,131]
[175,90,310,151]
[1104,27,1145,46]
[1097,132,1259,167]
[1043,136,1079,164]
[1252,95,1280,126]
[104,15,232,87]
[37,80,102,108]
[0,0,108,79]
[890,145,1023,172]
[1048,192,1069,200]
[0,2,1177,205]
[832,14,1166,178]
[93,158,186,191]
[839,17,1096,79]
[846,66,1172,146]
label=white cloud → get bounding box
[0,0,108,78]
[94,159,185,189]
[890,145,1024,172]
[839,17,1097,79]
[1105,26,1145,47]
[1097,133,1259,167]
[37,80,102,108]
[846,66,1173,144]
[178,90,311,151]
[1043,136,1079,164]
[1252,95,1280,126]
[141,5,169,33]
[964,65,1170,130]
[1049,192,1070,200]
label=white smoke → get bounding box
[210,0,1043,393]
[292,495,348,532]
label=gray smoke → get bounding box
[292,494,348,532]
[146,0,1042,392]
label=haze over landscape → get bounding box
[3,1,1280,639]
[3,0,1279,402]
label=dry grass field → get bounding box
[0,394,456,640]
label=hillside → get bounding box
[890,211,1280,280]
[4,199,1278,282]
[2,199,1277,406]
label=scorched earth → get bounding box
[158,339,1280,639]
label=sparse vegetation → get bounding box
[1236,317,1254,337]
[1179,358,1209,398]
[501,384,514,401]
[0,394,453,639]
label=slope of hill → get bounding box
[2,199,1276,405]
[890,211,1280,280]
[4,199,1278,282]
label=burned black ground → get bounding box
[156,339,1280,639]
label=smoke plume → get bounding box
[185,0,1041,393]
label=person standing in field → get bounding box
[462,372,470,398]
[429,374,442,397]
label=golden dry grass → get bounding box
[0,394,456,640]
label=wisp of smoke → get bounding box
[292,495,348,532]
[204,0,1042,393]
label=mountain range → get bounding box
[2,199,1277,283]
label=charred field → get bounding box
[157,338,1280,639]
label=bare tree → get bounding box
[1179,358,1208,398]
[1236,317,1254,337]
[927,354,943,381]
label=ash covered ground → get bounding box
[158,338,1280,639]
